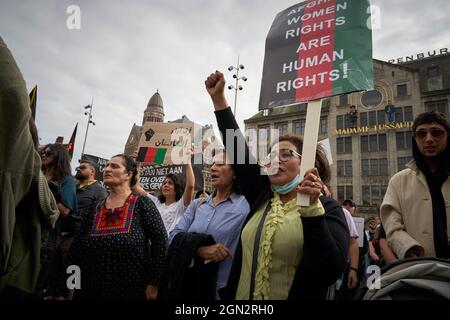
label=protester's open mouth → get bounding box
[211,174,219,181]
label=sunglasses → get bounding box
[260,148,302,167]
[41,150,54,157]
[76,165,89,171]
[414,128,446,139]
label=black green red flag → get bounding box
[29,85,37,119]
[68,123,78,160]
[259,0,373,109]
[137,147,168,164]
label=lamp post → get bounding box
[81,98,95,159]
[227,55,248,116]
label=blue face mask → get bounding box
[273,175,301,195]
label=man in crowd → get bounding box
[381,111,450,259]
[75,160,108,217]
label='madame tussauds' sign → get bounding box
[259,0,373,109]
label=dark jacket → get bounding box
[214,107,349,300]
[158,232,218,300]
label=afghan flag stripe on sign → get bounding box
[296,0,337,102]
[137,147,167,164]
[258,0,373,109]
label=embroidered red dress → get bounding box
[59,193,167,300]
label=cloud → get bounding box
[1,0,448,170]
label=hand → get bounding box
[347,269,358,289]
[204,71,228,110]
[405,245,424,259]
[296,168,323,205]
[197,244,233,262]
[145,284,158,300]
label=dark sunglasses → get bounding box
[41,150,54,157]
[76,165,89,171]
[414,128,446,139]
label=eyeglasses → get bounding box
[261,148,302,167]
[41,150,53,157]
[414,128,447,139]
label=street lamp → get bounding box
[227,55,248,116]
[81,98,95,159]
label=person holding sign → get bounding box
[204,70,349,300]
[147,151,195,234]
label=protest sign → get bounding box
[136,122,194,165]
[259,0,373,109]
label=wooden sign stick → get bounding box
[297,99,323,207]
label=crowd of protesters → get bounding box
[1,36,449,301]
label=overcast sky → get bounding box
[1,0,449,169]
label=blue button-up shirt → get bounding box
[169,192,250,296]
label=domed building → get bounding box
[124,91,164,156]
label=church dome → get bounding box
[146,91,163,111]
[143,91,164,124]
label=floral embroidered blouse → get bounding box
[58,193,167,300]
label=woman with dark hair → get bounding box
[37,143,78,298]
[54,154,167,300]
[163,149,250,299]
[147,157,195,234]
[204,71,349,300]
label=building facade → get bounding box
[244,53,450,219]
[124,91,214,193]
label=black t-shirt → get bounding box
[76,181,108,215]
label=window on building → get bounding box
[369,111,377,126]
[397,84,408,97]
[337,137,352,154]
[377,110,386,125]
[380,158,388,175]
[396,131,412,150]
[294,120,305,135]
[360,112,368,127]
[362,185,371,206]
[362,159,369,176]
[395,107,404,122]
[339,94,348,106]
[428,66,439,77]
[275,123,288,136]
[258,127,270,161]
[337,185,353,203]
[397,156,413,171]
[337,161,344,176]
[361,134,387,152]
[361,136,369,152]
[345,160,352,177]
[362,158,389,176]
[336,115,344,130]
[370,158,379,176]
[362,185,388,206]
[362,90,382,108]
[426,100,448,117]
[369,135,377,151]
[319,118,328,134]
[379,134,387,151]
[337,160,353,176]
[404,106,413,121]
